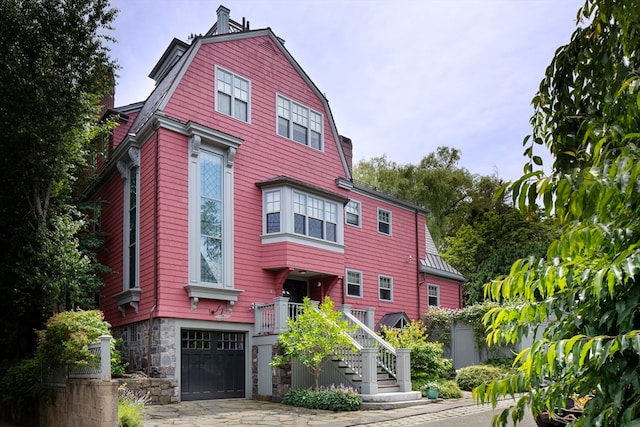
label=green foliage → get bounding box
[456,365,503,391]
[0,358,51,424]
[117,383,150,427]
[271,297,356,390]
[0,0,117,362]
[420,380,463,399]
[475,1,640,426]
[281,386,362,411]
[381,321,453,381]
[36,309,125,374]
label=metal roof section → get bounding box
[421,225,466,282]
[375,312,411,331]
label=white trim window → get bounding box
[377,208,392,235]
[345,200,361,227]
[293,192,337,242]
[346,270,362,298]
[277,94,323,150]
[265,190,281,234]
[216,66,250,122]
[123,164,139,290]
[428,284,440,307]
[378,275,393,301]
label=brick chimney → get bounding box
[217,5,230,34]
[339,135,353,175]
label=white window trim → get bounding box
[114,147,141,316]
[215,65,251,123]
[186,133,242,310]
[346,269,363,298]
[428,284,440,307]
[345,199,362,228]
[377,208,392,236]
[378,275,393,301]
[275,93,323,151]
[260,186,344,253]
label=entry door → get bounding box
[181,330,245,400]
[283,279,308,303]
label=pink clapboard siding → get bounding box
[98,31,461,329]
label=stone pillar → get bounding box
[396,348,412,392]
[360,348,378,395]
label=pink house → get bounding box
[91,6,464,402]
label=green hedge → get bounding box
[281,386,361,411]
[456,365,503,391]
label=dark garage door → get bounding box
[181,329,245,400]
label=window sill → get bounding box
[261,232,344,253]
[113,288,142,317]
[184,283,243,311]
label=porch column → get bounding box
[337,304,352,315]
[396,348,411,392]
[360,347,378,395]
[273,297,290,334]
[363,307,375,330]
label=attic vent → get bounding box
[258,40,277,55]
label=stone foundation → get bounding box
[117,377,180,405]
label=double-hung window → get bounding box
[216,66,250,122]
[277,95,323,150]
[428,284,440,307]
[378,208,392,235]
[379,275,393,301]
[292,192,337,242]
[346,270,362,297]
[345,200,361,227]
[265,191,281,234]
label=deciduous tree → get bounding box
[477,1,640,426]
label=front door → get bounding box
[283,279,308,303]
[180,329,245,400]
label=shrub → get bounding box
[281,385,361,411]
[456,365,503,391]
[0,358,51,424]
[437,380,463,399]
[36,309,126,375]
[118,384,150,427]
[381,321,453,381]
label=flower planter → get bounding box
[426,388,439,399]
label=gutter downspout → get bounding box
[148,125,159,375]
[415,209,421,317]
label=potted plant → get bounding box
[423,381,440,399]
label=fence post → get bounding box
[99,335,112,381]
[360,348,378,395]
[273,297,290,334]
[395,348,411,392]
[363,307,375,330]
[337,304,352,315]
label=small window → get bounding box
[378,208,391,235]
[216,66,250,122]
[217,332,244,351]
[345,200,361,227]
[277,95,323,150]
[428,284,440,307]
[265,190,281,233]
[346,270,362,297]
[379,275,393,301]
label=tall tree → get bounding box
[477,1,640,426]
[353,147,476,249]
[0,0,117,360]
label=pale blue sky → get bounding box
[108,0,583,181]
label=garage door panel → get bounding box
[181,330,245,400]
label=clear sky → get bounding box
[107,0,583,181]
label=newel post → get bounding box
[273,297,290,334]
[99,335,112,381]
[360,348,378,395]
[396,348,411,392]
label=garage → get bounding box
[180,329,245,400]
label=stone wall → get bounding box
[114,317,176,377]
[117,378,179,405]
[40,379,118,427]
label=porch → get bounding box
[252,297,420,404]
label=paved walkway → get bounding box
[143,393,517,426]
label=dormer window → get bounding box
[216,66,250,122]
[276,94,323,150]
